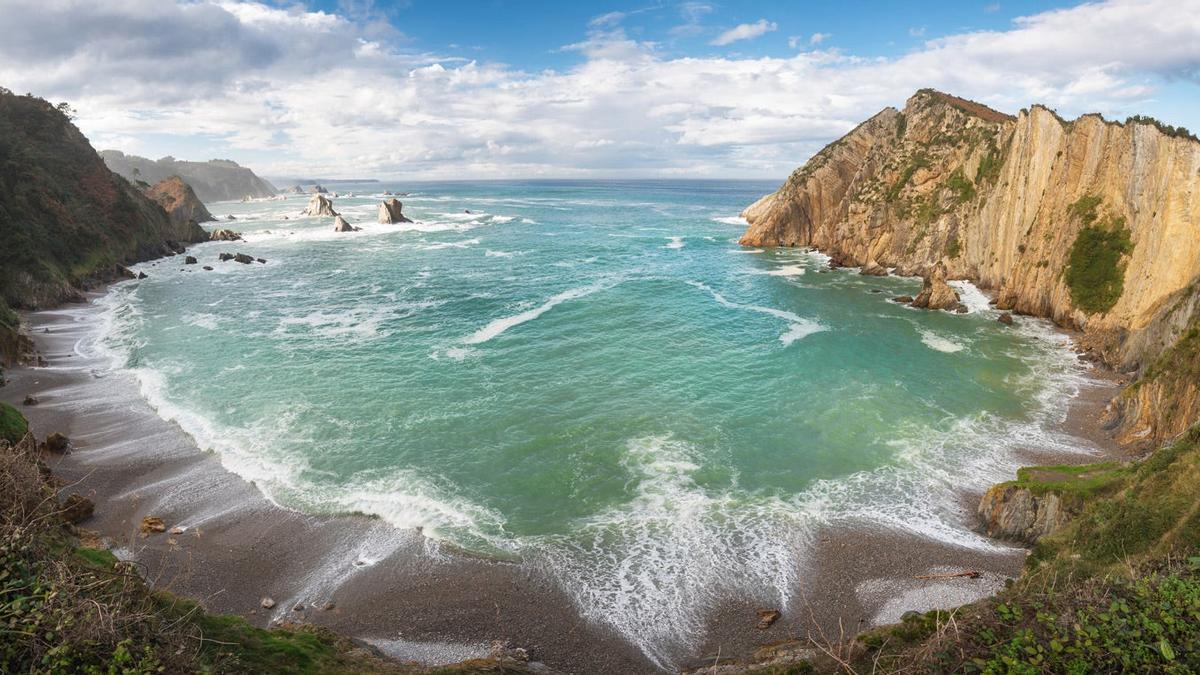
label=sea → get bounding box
[88,179,1098,664]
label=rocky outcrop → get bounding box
[303,194,338,217]
[144,176,214,228]
[100,151,276,202]
[333,216,360,233]
[977,484,1073,544]
[310,184,328,194]
[741,89,1200,439]
[859,259,887,276]
[209,229,243,241]
[911,262,961,310]
[377,198,413,224]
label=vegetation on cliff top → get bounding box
[0,402,27,443]
[1064,195,1133,314]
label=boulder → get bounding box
[219,253,235,262]
[256,258,267,264]
[911,262,961,311]
[202,266,213,271]
[43,432,69,453]
[756,609,781,629]
[333,216,360,233]
[22,395,38,406]
[377,198,413,224]
[261,597,276,609]
[303,193,338,217]
[233,253,254,264]
[978,485,1072,544]
[184,256,197,265]
[998,312,1014,326]
[225,215,237,221]
[209,229,243,241]
[137,272,148,279]
[859,259,888,276]
[61,494,94,524]
[139,516,166,534]
[893,295,914,304]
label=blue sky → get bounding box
[0,0,1196,179]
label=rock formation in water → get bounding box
[333,216,359,232]
[377,198,413,224]
[303,194,338,217]
[741,89,1200,445]
[99,151,276,202]
[209,229,242,242]
[144,176,214,228]
[911,261,961,311]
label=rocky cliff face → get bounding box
[144,176,214,229]
[100,151,276,202]
[743,90,1200,445]
[0,90,209,364]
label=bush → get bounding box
[0,403,27,443]
[1064,197,1133,313]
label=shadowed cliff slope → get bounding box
[742,89,1200,446]
[0,89,209,365]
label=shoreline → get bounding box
[0,285,1122,674]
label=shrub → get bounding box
[0,403,27,443]
[944,168,976,204]
[1064,198,1133,313]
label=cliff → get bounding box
[144,175,215,228]
[743,89,1200,445]
[0,89,209,365]
[100,150,276,202]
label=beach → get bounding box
[1,287,1121,673]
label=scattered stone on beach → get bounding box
[893,295,914,304]
[233,253,254,264]
[219,252,234,262]
[22,395,38,406]
[859,259,888,276]
[998,312,1014,326]
[261,597,276,609]
[911,262,961,311]
[210,229,243,242]
[184,256,197,265]
[303,193,339,217]
[137,271,148,279]
[60,494,94,524]
[756,609,781,629]
[43,432,70,453]
[333,216,360,233]
[202,266,213,271]
[377,198,413,224]
[139,516,166,535]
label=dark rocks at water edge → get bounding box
[911,261,961,311]
[233,253,254,264]
[184,256,197,265]
[219,253,234,262]
[22,395,38,406]
[218,252,265,264]
[998,312,1014,326]
[202,266,213,271]
[210,228,243,241]
[859,259,888,276]
[893,295,914,304]
[42,432,69,453]
[137,272,148,279]
[60,493,94,524]
[377,198,413,224]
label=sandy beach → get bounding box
[1,292,1121,674]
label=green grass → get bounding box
[0,402,27,443]
[886,154,930,202]
[1064,200,1133,313]
[1006,462,1131,499]
[975,141,1002,185]
[944,167,976,204]
[945,238,962,258]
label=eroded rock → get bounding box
[911,262,961,311]
[303,193,338,217]
[377,198,413,224]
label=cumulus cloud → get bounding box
[0,0,1196,180]
[710,19,778,46]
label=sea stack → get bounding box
[303,193,338,217]
[377,198,413,224]
[911,261,961,311]
[333,216,359,232]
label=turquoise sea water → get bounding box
[95,180,1093,663]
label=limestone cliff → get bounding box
[144,176,214,229]
[743,89,1200,444]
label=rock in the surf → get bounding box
[303,193,338,217]
[333,216,359,232]
[911,262,961,311]
[860,259,887,276]
[209,229,242,241]
[377,198,413,224]
[998,312,1014,326]
[233,253,254,264]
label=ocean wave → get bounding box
[665,236,684,249]
[711,215,748,226]
[461,283,608,346]
[919,329,966,353]
[687,280,825,346]
[948,280,993,313]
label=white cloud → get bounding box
[810,32,832,45]
[710,19,778,46]
[0,0,1197,180]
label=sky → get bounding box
[1,0,1198,180]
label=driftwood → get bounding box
[914,570,981,580]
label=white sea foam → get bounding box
[665,236,684,249]
[181,312,221,330]
[687,281,825,346]
[711,216,748,226]
[761,264,807,277]
[485,249,515,257]
[462,283,607,346]
[919,329,965,353]
[948,280,993,313]
[276,307,391,341]
[729,248,765,254]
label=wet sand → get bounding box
[1,296,1120,674]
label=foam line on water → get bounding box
[687,280,825,345]
[462,282,608,345]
